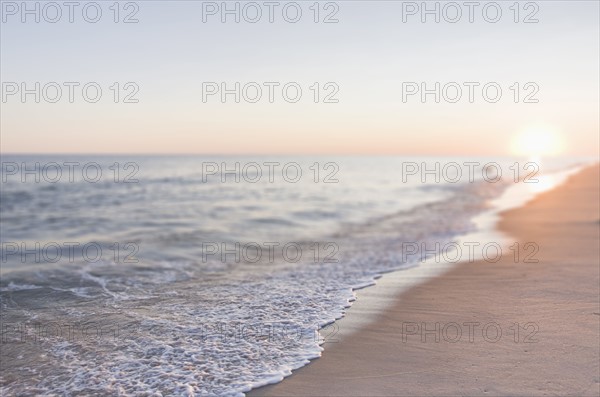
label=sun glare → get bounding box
[511,126,565,158]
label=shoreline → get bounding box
[249,164,600,396]
[299,163,590,343]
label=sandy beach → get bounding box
[250,164,600,396]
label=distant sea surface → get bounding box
[0,155,587,396]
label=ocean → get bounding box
[0,155,587,396]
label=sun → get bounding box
[510,125,565,159]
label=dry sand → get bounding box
[250,164,600,396]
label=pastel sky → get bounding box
[1,0,598,156]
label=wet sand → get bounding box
[250,164,600,396]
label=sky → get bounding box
[1,0,599,156]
